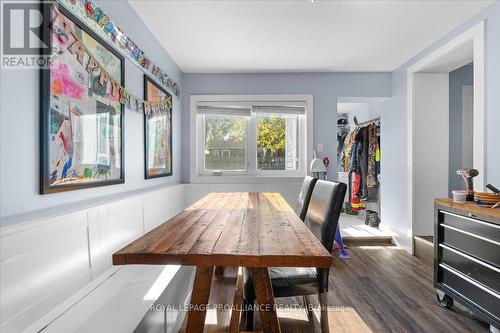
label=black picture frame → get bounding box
[143,75,173,179]
[40,3,125,194]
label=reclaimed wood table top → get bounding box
[435,198,500,220]
[113,192,332,268]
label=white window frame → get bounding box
[190,95,313,183]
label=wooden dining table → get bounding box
[113,192,333,333]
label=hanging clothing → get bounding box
[337,128,348,155]
[348,139,360,172]
[342,128,357,172]
[339,120,380,210]
[367,124,378,188]
[349,126,368,196]
[349,128,363,173]
[336,128,349,172]
[351,172,364,212]
[359,126,369,197]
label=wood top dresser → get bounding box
[434,198,500,329]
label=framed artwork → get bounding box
[143,75,173,179]
[40,4,125,194]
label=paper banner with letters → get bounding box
[58,0,180,97]
[51,1,172,115]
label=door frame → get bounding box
[406,21,485,253]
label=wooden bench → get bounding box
[0,186,190,333]
[30,265,192,333]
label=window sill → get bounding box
[189,175,306,184]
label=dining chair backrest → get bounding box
[296,176,318,221]
[304,180,347,253]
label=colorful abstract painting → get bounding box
[40,6,124,194]
[144,75,172,178]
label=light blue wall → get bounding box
[383,2,499,251]
[181,73,391,182]
[449,63,473,194]
[0,0,183,222]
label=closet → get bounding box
[336,99,388,240]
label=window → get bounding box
[256,113,298,171]
[204,114,246,171]
[192,96,311,180]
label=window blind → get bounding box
[196,102,306,116]
[196,102,251,117]
[252,104,306,115]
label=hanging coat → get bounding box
[367,124,378,188]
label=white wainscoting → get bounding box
[183,182,302,209]
[0,182,301,333]
[143,185,186,233]
[0,211,92,333]
[0,184,185,333]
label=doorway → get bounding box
[336,97,391,244]
[449,64,474,194]
[407,22,485,255]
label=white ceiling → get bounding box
[129,0,492,73]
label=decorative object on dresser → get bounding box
[455,168,479,201]
[434,198,500,330]
[474,192,500,207]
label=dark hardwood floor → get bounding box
[199,246,489,332]
[328,245,488,333]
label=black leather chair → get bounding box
[295,176,318,221]
[243,180,347,332]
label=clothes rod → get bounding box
[353,116,380,127]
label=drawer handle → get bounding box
[442,211,500,230]
[439,243,500,273]
[439,263,500,300]
[441,224,500,246]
